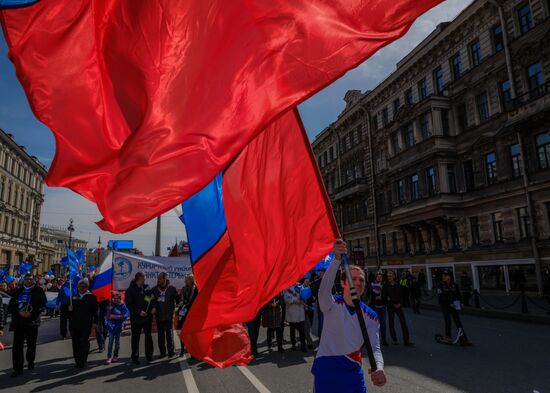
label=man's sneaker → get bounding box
[131,359,140,365]
[11,370,22,378]
[105,358,112,365]
[112,357,119,362]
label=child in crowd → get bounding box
[105,292,129,364]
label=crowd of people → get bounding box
[0,270,198,378]
[0,242,475,389]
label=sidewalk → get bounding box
[420,289,550,325]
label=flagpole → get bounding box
[341,255,377,372]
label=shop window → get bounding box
[477,266,506,291]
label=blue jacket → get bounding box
[105,303,129,334]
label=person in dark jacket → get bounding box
[55,278,71,339]
[436,270,472,345]
[382,270,413,346]
[125,272,154,364]
[409,276,422,314]
[151,272,180,358]
[367,271,388,346]
[178,274,198,357]
[69,278,98,368]
[261,293,284,352]
[459,272,473,307]
[8,274,47,378]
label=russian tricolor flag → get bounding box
[180,110,337,368]
[91,256,113,302]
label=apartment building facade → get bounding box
[312,0,550,293]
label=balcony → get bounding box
[506,82,550,127]
[332,177,368,201]
[388,135,456,171]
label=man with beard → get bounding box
[151,272,180,358]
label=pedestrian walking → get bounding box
[312,240,386,392]
[302,278,315,349]
[436,270,472,345]
[151,272,180,358]
[125,272,154,364]
[8,274,47,378]
[383,270,414,346]
[69,278,98,368]
[55,278,71,339]
[409,276,422,314]
[247,310,262,357]
[284,283,306,352]
[367,271,388,346]
[105,291,129,364]
[178,274,198,357]
[262,293,284,352]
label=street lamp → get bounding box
[97,235,102,265]
[67,218,74,249]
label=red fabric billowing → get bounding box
[1,0,442,233]
[182,110,336,367]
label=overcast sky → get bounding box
[0,0,471,255]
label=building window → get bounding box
[518,3,533,34]
[329,146,334,161]
[447,164,457,193]
[433,66,444,95]
[323,151,328,166]
[517,207,531,239]
[397,179,405,205]
[420,111,431,139]
[470,39,482,67]
[418,78,428,100]
[405,88,413,106]
[392,232,398,255]
[527,63,545,98]
[0,181,3,202]
[450,224,460,248]
[382,107,389,126]
[380,233,387,256]
[410,174,420,201]
[393,98,400,115]
[404,123,415,148]
[509,143,522,178]
[11,218,15,236]
[451,53,462,80]
[470,217,481,245]
[426,167,436,196]
[486,152,498,184]
[366,237,371,257]
[493,25,504,52]
[500,80,513,112]
[536,132,550,169]
[464,160,475,191]
[441,109,450,136]
[477,92,490,122]
[3,215,8,232]
[372,115,379,131]
[456,103,467,131]
[492,212,504,242]
[391,132,400,155]
[386,190,392,213]
[6,184,11,205]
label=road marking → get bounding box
[237,366,272,393]
[179,354,200,393]
[173,331,200,393]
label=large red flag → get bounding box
[1,0,442,233]
[180,109,337,367]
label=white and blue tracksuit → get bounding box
[311,258,384,393]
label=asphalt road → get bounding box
[0,309,548,393]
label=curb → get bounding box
[421,303,550,325]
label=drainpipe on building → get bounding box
[359,105,381,270]
[490,1,517,98]
[517,132,544,295]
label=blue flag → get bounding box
[314,252,334,272]
[18,261,32,275]
[60,256,69,267]
[66,248,81,281]
[5,274,14,284]
[76,249,86,265]
[47,269,54,276]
